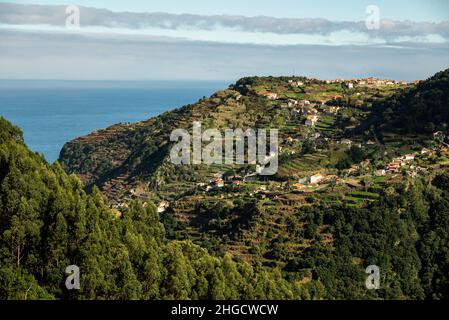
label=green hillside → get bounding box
[0,117,318,300]
[28,70,449,299]
[366,69,449,134]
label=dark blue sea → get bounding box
[0,80,229,163]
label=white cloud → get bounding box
[0,2,449,45]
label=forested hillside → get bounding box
[3,69,449,300]
[0,117,319,300]
[367,69,449,134]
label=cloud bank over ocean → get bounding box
[1,3,449,43]
[0,2,448,80]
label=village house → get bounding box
[157,201,170,213]
[326,106,340,114]
[403,154,416,161]
[375,169,386,176]
[211,173,225,188]
[421,148,431,155]
[264,92,278,100]
[290,80,304,87]
[387,159,402,172]
[345,82,354,89]
[305,115,319,127]
[288,99,299,107]
[364,77,378,84]
[340,139,353,146]
[309,174,325,185]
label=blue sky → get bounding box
[0,1,448,80]
[4,0,449,21]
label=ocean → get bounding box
[0,80,230,163]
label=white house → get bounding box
[309,174,325,185]
[288,99,299,107]
[403,154,415,161]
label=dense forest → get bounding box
[0,117,321,300]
